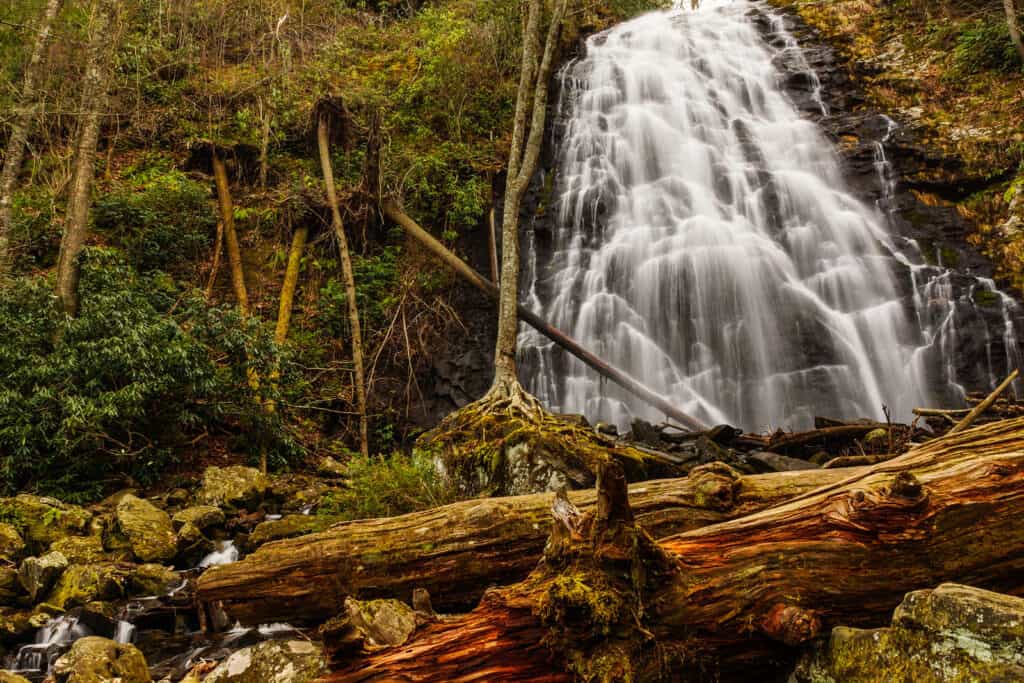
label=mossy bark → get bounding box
[196,464,851,625]
[322,417,1024,682]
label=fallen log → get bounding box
[323,417,1024,682]
[381,198,706,431]
[196,465,852,625]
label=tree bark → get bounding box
[274,226,308,345]
[196,464,851,625]
[212,151,249,315]
[317,111,369,458]
[1005,0,1024,65]
[204,220,224,298]
[0,0,62,281]
[322,417,1024,682]
[54,0,113,316]
[381,200,706,430]
[490,0,567,397]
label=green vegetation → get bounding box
[950,17,1024,77]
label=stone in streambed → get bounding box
[0,495,92,547]
[747,451,821,473]
[0,524,25,563]
[175,522,215,567]
[116,495,177,563]
[171,505,225,532]
[18,551,68,602]
[52,636,151,683]
[50,535,111,564]
[197,466,267,511]
[45,563,126,610]
[202,639,326,683]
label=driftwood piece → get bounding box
[196,465,852,625]
[949,369,1020,434]
[323,417,1024,682]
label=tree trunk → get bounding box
[1005,0,1024,65]
[381,200,706,430]
[204,220,224,298]
[0,0,62,281]
[489,0,567,397]
[274,226,308,345]
[196,464,851,625]
[323,417,1024,682]
[212,151,249,315]
[54,0,113,316]
[317,112,369,458]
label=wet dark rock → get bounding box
[175,523,215,568]
[748,451,821,473]
[171,506,225,533]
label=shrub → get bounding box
[951,18,1024,76]
[0,249,299,499]
[93,162,215,273]
[317,449,455,520]
[318,245,401,335]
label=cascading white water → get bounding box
[198,540,239,568]
[10,614,91,675]
[521,0,1019,432]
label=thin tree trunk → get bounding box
[212,151,250,315]
[204,220,224,298]
[1005,0,1024,65]
[382,200,706,430]
[318,113,369,458]
[0,0,62,281]
[274,226,308,345]
[258,98,271,190]
[55,0,112,316]
[491,0,568,396]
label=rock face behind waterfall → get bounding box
[520,0,1023,433]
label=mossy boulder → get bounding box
[0,608,46,645]
[51,636,151,683]
[175,522,215,567]
[171,505,224,532]
[197,466,267,511]
[248,515,340,550]
[45,564,126,610]
[0,525,25,563]
[0,569,23,605]
[0,496,92,548]
[50,536,111,565]
[18,551,68,602]
[115,495,176,563]
[202,639,326,683]
[128,564,181,598]
[0,671,31,682]
[317,456,347,478]
[793,583,1024,682]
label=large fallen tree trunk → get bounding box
[197,465,852,624]
[322,417,1024,682]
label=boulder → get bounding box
[0,608,46,644]
[0,568,22,605]
[320,597,418,666]
[248,515,340,550]
[176,523,215,567]
[793,583,1024,682]
[51,636,151,683]
[317,456,347,478]
[197,466,267,511]
[202,639,326,683]
[45,564,126,610]
[128,564,181,597]
[0,671,31,682]
[0,495,91,547]
[50,536,111,564]
[0,524,25,562]
[18,551,68,602]
[171,506,224,532]
[116,495,177,563]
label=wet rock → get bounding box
[79,601,118,637]
[317,456,347,478]
[50,536,110,564]
[116,495,177,563]
[0,608,46,644]
[45,564,126,610]
[748,451,821,473]
[18,551,68,602]
[92,513,134,555]
[52,636,151,683]
[793,583,1024,682]
[203,639,326,683]
[171,506,225,532]
[175,522,215,567]
[128,564,180,597]
[197,466,267,511]
[0,671,31,682]
[0,524,25,562]
[0,496,91,548]
[248,515,339,550]
[320,597,418,667]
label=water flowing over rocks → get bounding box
[520,0,1023,433]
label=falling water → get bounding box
[10,614,91,676]
[199,540,239,568]
[521,0,1020,432]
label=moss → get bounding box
[537,574,625,638]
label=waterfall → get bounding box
[10,614,91,676]
[521,0,1021,432]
